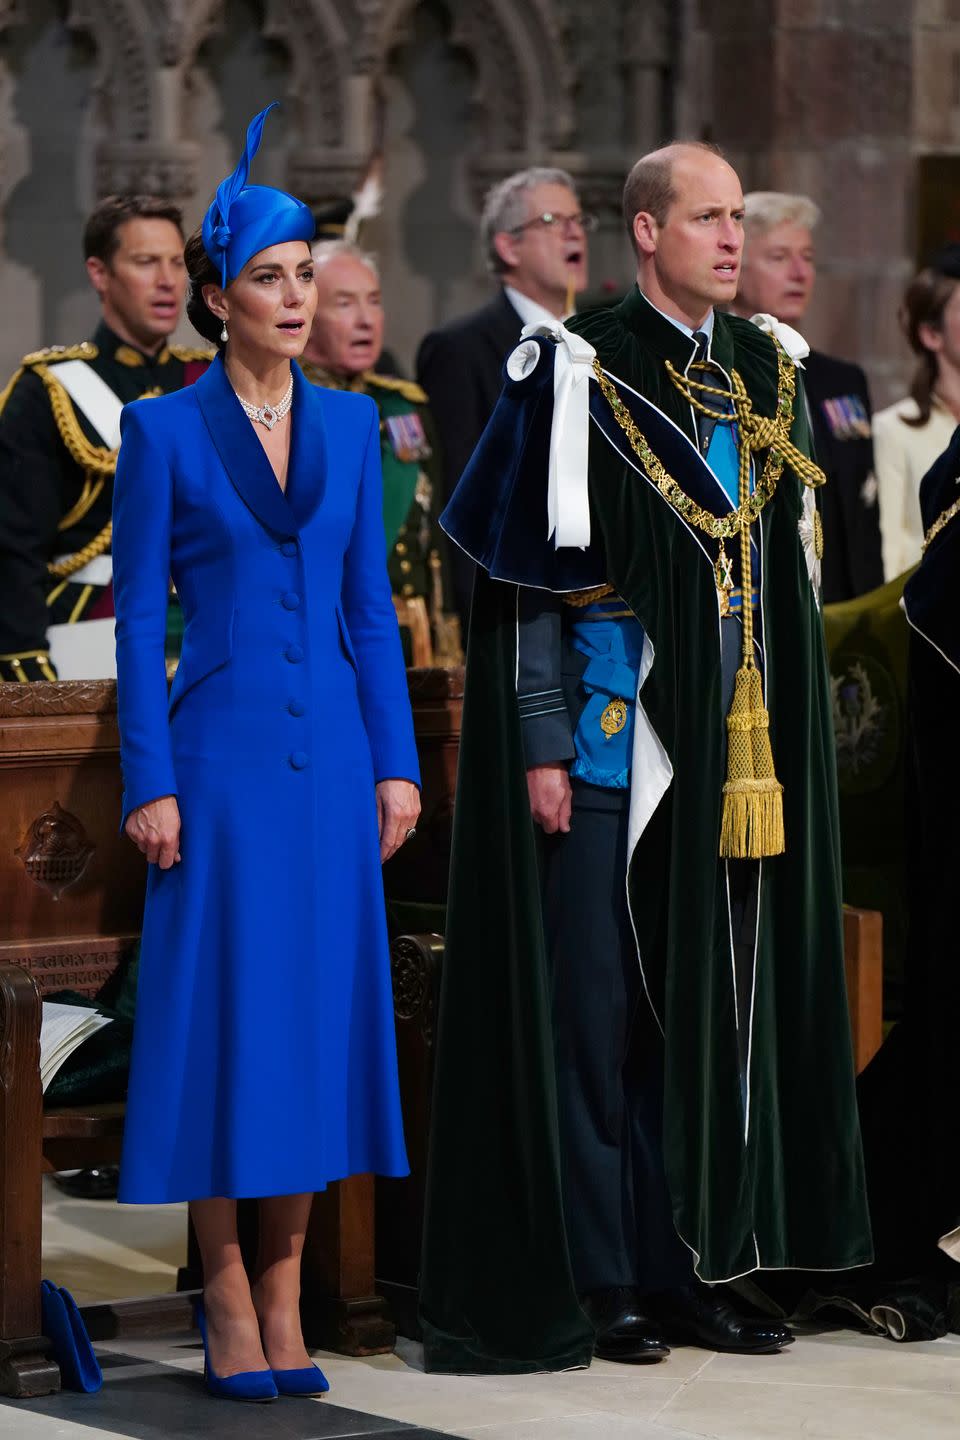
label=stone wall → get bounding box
[686,0,960,407]
[0,0,957,403]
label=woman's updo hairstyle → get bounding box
[184,227,226,350]
[900,246,960,428]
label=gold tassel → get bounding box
[719,665,784,859]
[718,435,786,860]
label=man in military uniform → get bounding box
[300,239,460,664]
[0,195,212,682]
[730,191,884,602]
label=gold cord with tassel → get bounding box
[717,429,784,859]
[593,340,825,859]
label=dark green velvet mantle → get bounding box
[420,288,872,1374]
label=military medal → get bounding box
[385,411,432,463]
[821,393,871,441]
[714,540,734,617]
[600,698,628,739]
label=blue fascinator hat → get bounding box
[201,102,315,288]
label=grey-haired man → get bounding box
[416,168,594,629]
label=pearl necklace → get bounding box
[236,376,293,431]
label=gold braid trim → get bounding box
[23,342,97,366]
[47,521,112,580]
[58,474,105,532]
[592,341,820,858]
[168,343,216,363]
[592,348,824,543]
[922,496,960,553]
[34,365,117,476]
[562,584,615,606]
[0,366,24,417]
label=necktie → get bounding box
[692,330,721,456]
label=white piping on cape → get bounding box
[902,597,960,678]
[623,631,674,1039]
[592,377,766,1271]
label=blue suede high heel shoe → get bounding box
[195,1302,278,1402]
[272,1362,330,1397]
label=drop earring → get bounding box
[220,320,229,343]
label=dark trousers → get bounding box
[541,785,694,1296]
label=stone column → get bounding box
[696,0,915,406]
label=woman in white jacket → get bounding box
[873,249,960,581]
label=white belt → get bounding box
[52,554,113,586]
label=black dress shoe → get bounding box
[51,1166,120,1200]
[646,1284,793,1354]
[580,1287,671,1363]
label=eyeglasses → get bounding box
[509,211,598,237]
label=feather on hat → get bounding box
[202,102,315,288]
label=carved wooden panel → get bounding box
[0,682,145,943]
[0,934,136,998]
[15,803,95,900]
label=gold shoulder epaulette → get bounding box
[365,371,428,405]
[168,343,215,363]
[22,341,98,367]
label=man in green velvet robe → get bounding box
[420,143,872,1375]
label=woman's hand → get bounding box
[376,779,421,864]
[125,795,182,869]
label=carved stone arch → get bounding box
[170,0,348,151]
[169,0,352,207]
[157,0,225,70]
[61,0,203,201]
[360,0,574,158]
[261,0,350,152]
[64,0,154,143]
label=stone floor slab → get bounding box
[659,1374,960,1440]
[0,1367,447,1439]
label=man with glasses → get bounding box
[416,168,594,630]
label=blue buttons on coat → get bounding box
[281,591,301,611]
[280,540,298,557]
[285,643,304,663]
[290,750,309,770]
[288,698,306,717]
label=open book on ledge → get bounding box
[40,1002,113,1095]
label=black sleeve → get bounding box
[516,585,575,769]
[0,370,68,676]
[417,329,496,631]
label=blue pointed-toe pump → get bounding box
[195,1301,278,1402]
[272,1361,330,1397]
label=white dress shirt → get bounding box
[504,285,568,331]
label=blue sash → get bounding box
[568,601,645,789]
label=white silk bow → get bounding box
[749,312,810,367]
[519,320,597,549]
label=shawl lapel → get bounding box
[194,354,326,536]
[283,359,327,530]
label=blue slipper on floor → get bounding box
[40,1279,103,1392]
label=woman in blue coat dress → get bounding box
[112,105,421,1401]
